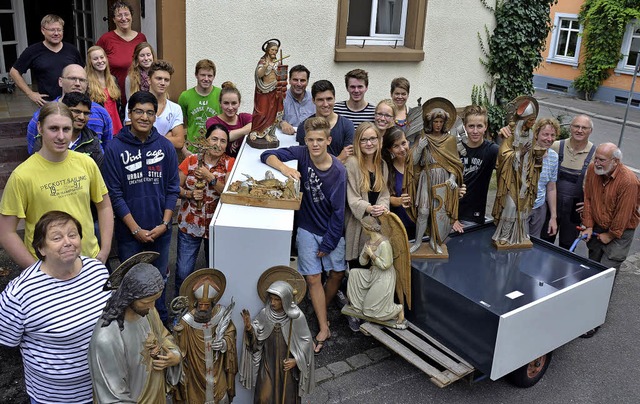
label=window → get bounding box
[547,13,582,66]
[616,20,640,74]
[346,0,408,47]
[335,0,427,62]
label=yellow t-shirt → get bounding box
[0,151,108,258]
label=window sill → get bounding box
[614,67,639,76]
[334,45,424,62]
[546,57,579,67]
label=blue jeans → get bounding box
[175,230,210,297]
[117,231,172,322]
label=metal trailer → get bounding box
[362,223,616,388]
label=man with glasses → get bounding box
[32,92,104,167]
[102,91,180,324]
[296,80,354,163]
[26,64,113,154]
[9,14,82,107]
[333,69,376,131]
[541,115,596,249]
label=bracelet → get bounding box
[131,227,141,235]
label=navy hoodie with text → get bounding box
[102,125,180,240]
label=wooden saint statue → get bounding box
[406,97,463,257]
[342,212,412,329]
[492,95,544,248]
[248,38,289,149]
[171,268,238,404]
[239,267,315,403]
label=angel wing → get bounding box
[379,212,412,310]
[405,104,424,146]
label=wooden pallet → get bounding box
[360,321,474,388]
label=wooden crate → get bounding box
[220,192,302,210]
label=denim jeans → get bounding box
[175,230,210,296]
[117,231,172,322]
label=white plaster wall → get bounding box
[185,0,493,108]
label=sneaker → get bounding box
[347,315,361,333]
[336,290,349,308]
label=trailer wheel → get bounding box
[506,351,553,388]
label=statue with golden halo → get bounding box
[492,95,543,248]
[406,97,463,256]
[171,268,238,404]
[342,213,412,329]
[239,266,314,403]
[248,38,289,149]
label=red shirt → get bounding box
[96,31,147,104]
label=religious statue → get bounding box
[248,38,289,149]
[171,268,238,404]
[239,267,314,404]
[342,213,412,329]
[89,259,182,403]
[492,95,543,248]
[406,97,464,256]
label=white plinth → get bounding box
[211,128,299,402]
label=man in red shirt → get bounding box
[581,142,639,269]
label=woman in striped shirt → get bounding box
[0,211,111,404]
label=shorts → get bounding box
[296,227,347,276]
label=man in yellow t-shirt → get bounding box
[0,102,113,269]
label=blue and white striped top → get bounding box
[0,257,111,403]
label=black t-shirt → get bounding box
[13,42,83,100]
[458,140,499,223]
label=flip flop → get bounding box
[314,333,331,355]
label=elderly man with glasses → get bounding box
[26,63,113,154]
[540,114,596,249]
[9,14,83,107]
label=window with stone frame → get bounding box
[547,13,582,66]
[616,20,640,73]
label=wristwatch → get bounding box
[162,220,171,230]
[209,177,217,187]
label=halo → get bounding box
[179,268,227,308]
[421,97,457,133]
[257,265,306,304]
[262,38,281,53]
[104,251,159,291]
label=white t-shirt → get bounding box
[125,99,184,136]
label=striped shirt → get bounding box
[533,149,559,209]
[0,257,111,403]
[333,101,375,131]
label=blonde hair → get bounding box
[353,122,385,193]
[376,99,398,118]
[86,46,121,103]
[126,42,156,96]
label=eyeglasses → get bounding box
[115,12,131,19]
[62,77,88,84]
[375,112,394,120]
[43,27,63,33]
[69,108,92,117]
[570,124,592,131]
[360,136,379,144]
[131,108,156,118]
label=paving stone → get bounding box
[326,361,352,376]
[315,366,333,383]
[346,353,373,369]
[365,346,391,362]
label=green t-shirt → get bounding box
[178,86,222,149]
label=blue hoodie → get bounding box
[102,125,180,240]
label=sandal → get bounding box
[314,333,331,355]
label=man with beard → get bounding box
[88,262,182,403]
[173,269,238,404]
[581,143,639,269]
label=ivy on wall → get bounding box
[573,0,640,99]
[476,0,557,138]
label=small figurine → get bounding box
[248,38,289,149]
[89,259,182,403]
[239,267,314,404]
[171,268,237,404]
[406,97,464,256]
[492,95,542,248]
[343,213,412,329]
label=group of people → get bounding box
[1,2,639,402]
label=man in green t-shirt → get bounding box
[178,59,222,153]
